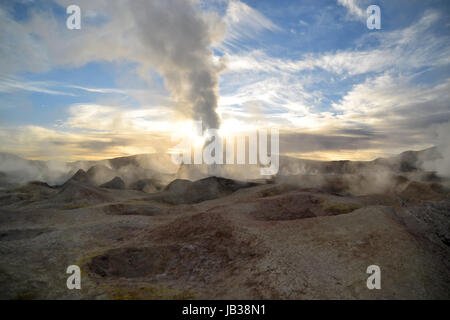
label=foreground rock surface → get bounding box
[0,173,449,299]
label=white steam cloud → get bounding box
[127,0,226,129]
[423,122,450,178]
[2,0,226,129]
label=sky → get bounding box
[0,0,449,161]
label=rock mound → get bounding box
[65,169,90,184]
[86,165,117,185]
[163,179,191,192]
[55,181,113,204]
[100,177,125,190]
[153,176,258,204]
[129,179,164,193]
[0,180,58,206]
[399,181,446,201]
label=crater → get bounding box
[102,203,167,216]
[87,213,262,283]
[0,228,53,241]
[87,246,180,279]
[247,192,359,221]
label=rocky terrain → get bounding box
[0,148,449,299]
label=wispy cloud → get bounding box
[217,8,450,158]
[0,124,170,160]
[337,0,365,20]
[0,77,75,96]
[220,0,281,51]
[67,85,128,95]
[223,10,447,76]
[66,103,175,133]
[0,77,140,97]
[1,1,449,161]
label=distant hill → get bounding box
[0,152,178,187]
[176,146,446,180]
[0,146,446,188]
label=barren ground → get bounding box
[0,176,449,299]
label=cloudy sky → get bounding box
[0,0,449,161]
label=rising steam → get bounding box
[127,0,226,129]
[13,0,226,130]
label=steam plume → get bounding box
[128,0,225,129]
